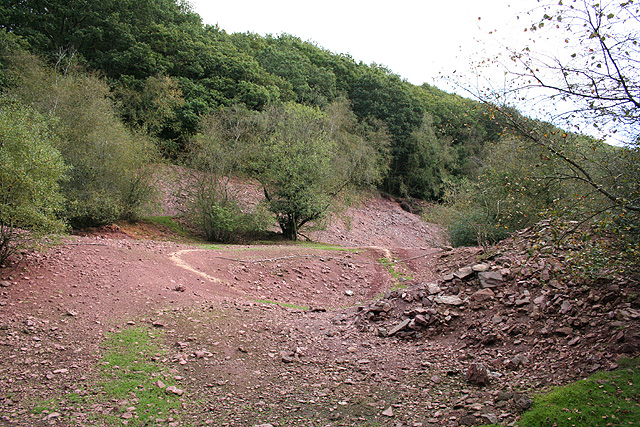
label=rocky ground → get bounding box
[0,195,638,427]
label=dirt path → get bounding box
[1,195,636,427]
[0,233,476,427]
[0,195,459,426]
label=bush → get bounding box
[426,178,510,248]
[3,51,158,228]
[180,173,271,243]
[0,99,68,264]
[194,194,269,243]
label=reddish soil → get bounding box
[0,194,637,427]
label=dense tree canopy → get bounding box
[0,0,501,200]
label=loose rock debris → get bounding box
[0,212,637,426]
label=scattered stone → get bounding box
[414,314,430,326]
[453,267,474,280]
[156,380,166,389]
[568,336,581,346]
[0,281,11,287]
[496,391,514,402]
[470,288,495,302]
[152,320,165,328]
[165,386,184,396]
[280,350,295,363]
[387,318,412,336]
[477,271,504,288]
[533,295,546,305]
[345,290,354,296]
[507,354,529,370]
[555,326,573,336]
[466,363,491,386]
[434,295,463,306]
[514,394,533,412]
[459,414,477,426]
[426,283,441,295]
[482,414,499,424]
[382,406,394,417]
[472,263,490,272]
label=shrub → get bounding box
[0,99,67,264]
[182,109,272,242]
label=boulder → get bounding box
[472,263,490,272]
[453,266,475,280]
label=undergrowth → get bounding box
[142,215,194,239]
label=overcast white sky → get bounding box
[188,0,544,87]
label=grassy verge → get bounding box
[31,326,186,426]
[377,257,412,284]
[484,359,640,427]
[142,215,193,239]
[296,242,360,252]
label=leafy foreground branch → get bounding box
[491,104,640,215]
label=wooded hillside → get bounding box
[0,0,638,269]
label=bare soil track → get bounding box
[0,195,637,427]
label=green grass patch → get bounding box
[516,358,640,427]
[31,326,185,426]
[95,327,183,425]
[253,299,309,310]
[31,398,58,415]
[295,242,360,252]
[197,242,227,250]
[378,257,413,281]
